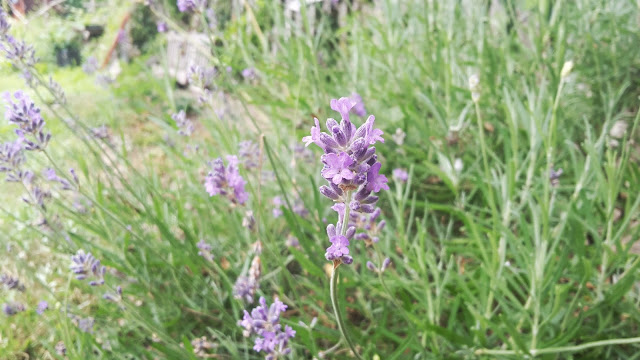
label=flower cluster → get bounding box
[4,91,51,151]
[44,168,74,190]
[177,0,206,13]
[1,273,25,292]
[196,240,214,262]
[392,168,408,183]
[238,140,260,169]
[0,138,27,182]
[302,97,388,264]
[2,302,25,316]
[234,256,261,303]
[205,156,249,205]
[350,207,386,244]
[70,250,106,286]
[238,297,295,359]
[36,300,49,315]
[171,110,194,136]
[188,64,216,89]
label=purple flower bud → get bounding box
[319,132,339,150]
[345,226,356,239]
[377,220,386,231]
[332,126,348,147]
[381,258,391,272]
[326,118,339,131]
[361,195,379,204]
[319,185,341,200]
[366,261,378,273]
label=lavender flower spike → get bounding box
[205,156,249,204]
[0,9,10,36]
[303,96,387,265]
[70,250,106,286]
[238,297,295,359]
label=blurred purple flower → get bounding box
[234,256,261,303]
[238,297,295,358]
[392,168,408,182]
[0,273,25,291]
[2,302,25,316]
[205,156,249,204]
[172,110,194,136]
[0,9,10,36]
[241,67,257,80]
[70,250,106,286]
[177,0,205,12]
[196,240,214,262]
[350,92,366,117]
[157,21,167,33]
[82,56,99,75]
[36,301,48,314]
[550,167,563,187]
[238,140,260,169]
[3,91,50,150]
[272,196,283,218]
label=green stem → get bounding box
[330,265,363,360]
[475,336,640,357]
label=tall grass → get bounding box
[1,0,640,359]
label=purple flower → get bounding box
[157,21,167,33]
[82,56,99,75]
[321,152,355,184]
[0,138,27,182]
[196,240,214,262]
[272,196,284,218]
[0,9,10,36]
[366,162,389,192]
[550,167,563,187]
[1,35,37,67]
[238,297,295,358]
[172,110,194,136]
[238,140,260,169]
[77,317,94,333]
[3,91,50,151]
[36,301,48,314]
[350,92,367,117]
[0,273,25,291]
[392,168,408,182]
[351,207,385,244]
[44,168,72,190]
[303,96,387,265]
[205,156,249,204]
[325,224,354,264]
[177,0,204,12]
[70,250,106,286]
[241,67,257,80]
[330,97,355,123]
[2,302,25,316]
[234,256,261,303]
[301,118,322,148]
[188,64,216,89]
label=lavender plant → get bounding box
[302,96,388,357]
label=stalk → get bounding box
[328,190,362,359]
[330,264,362,360]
